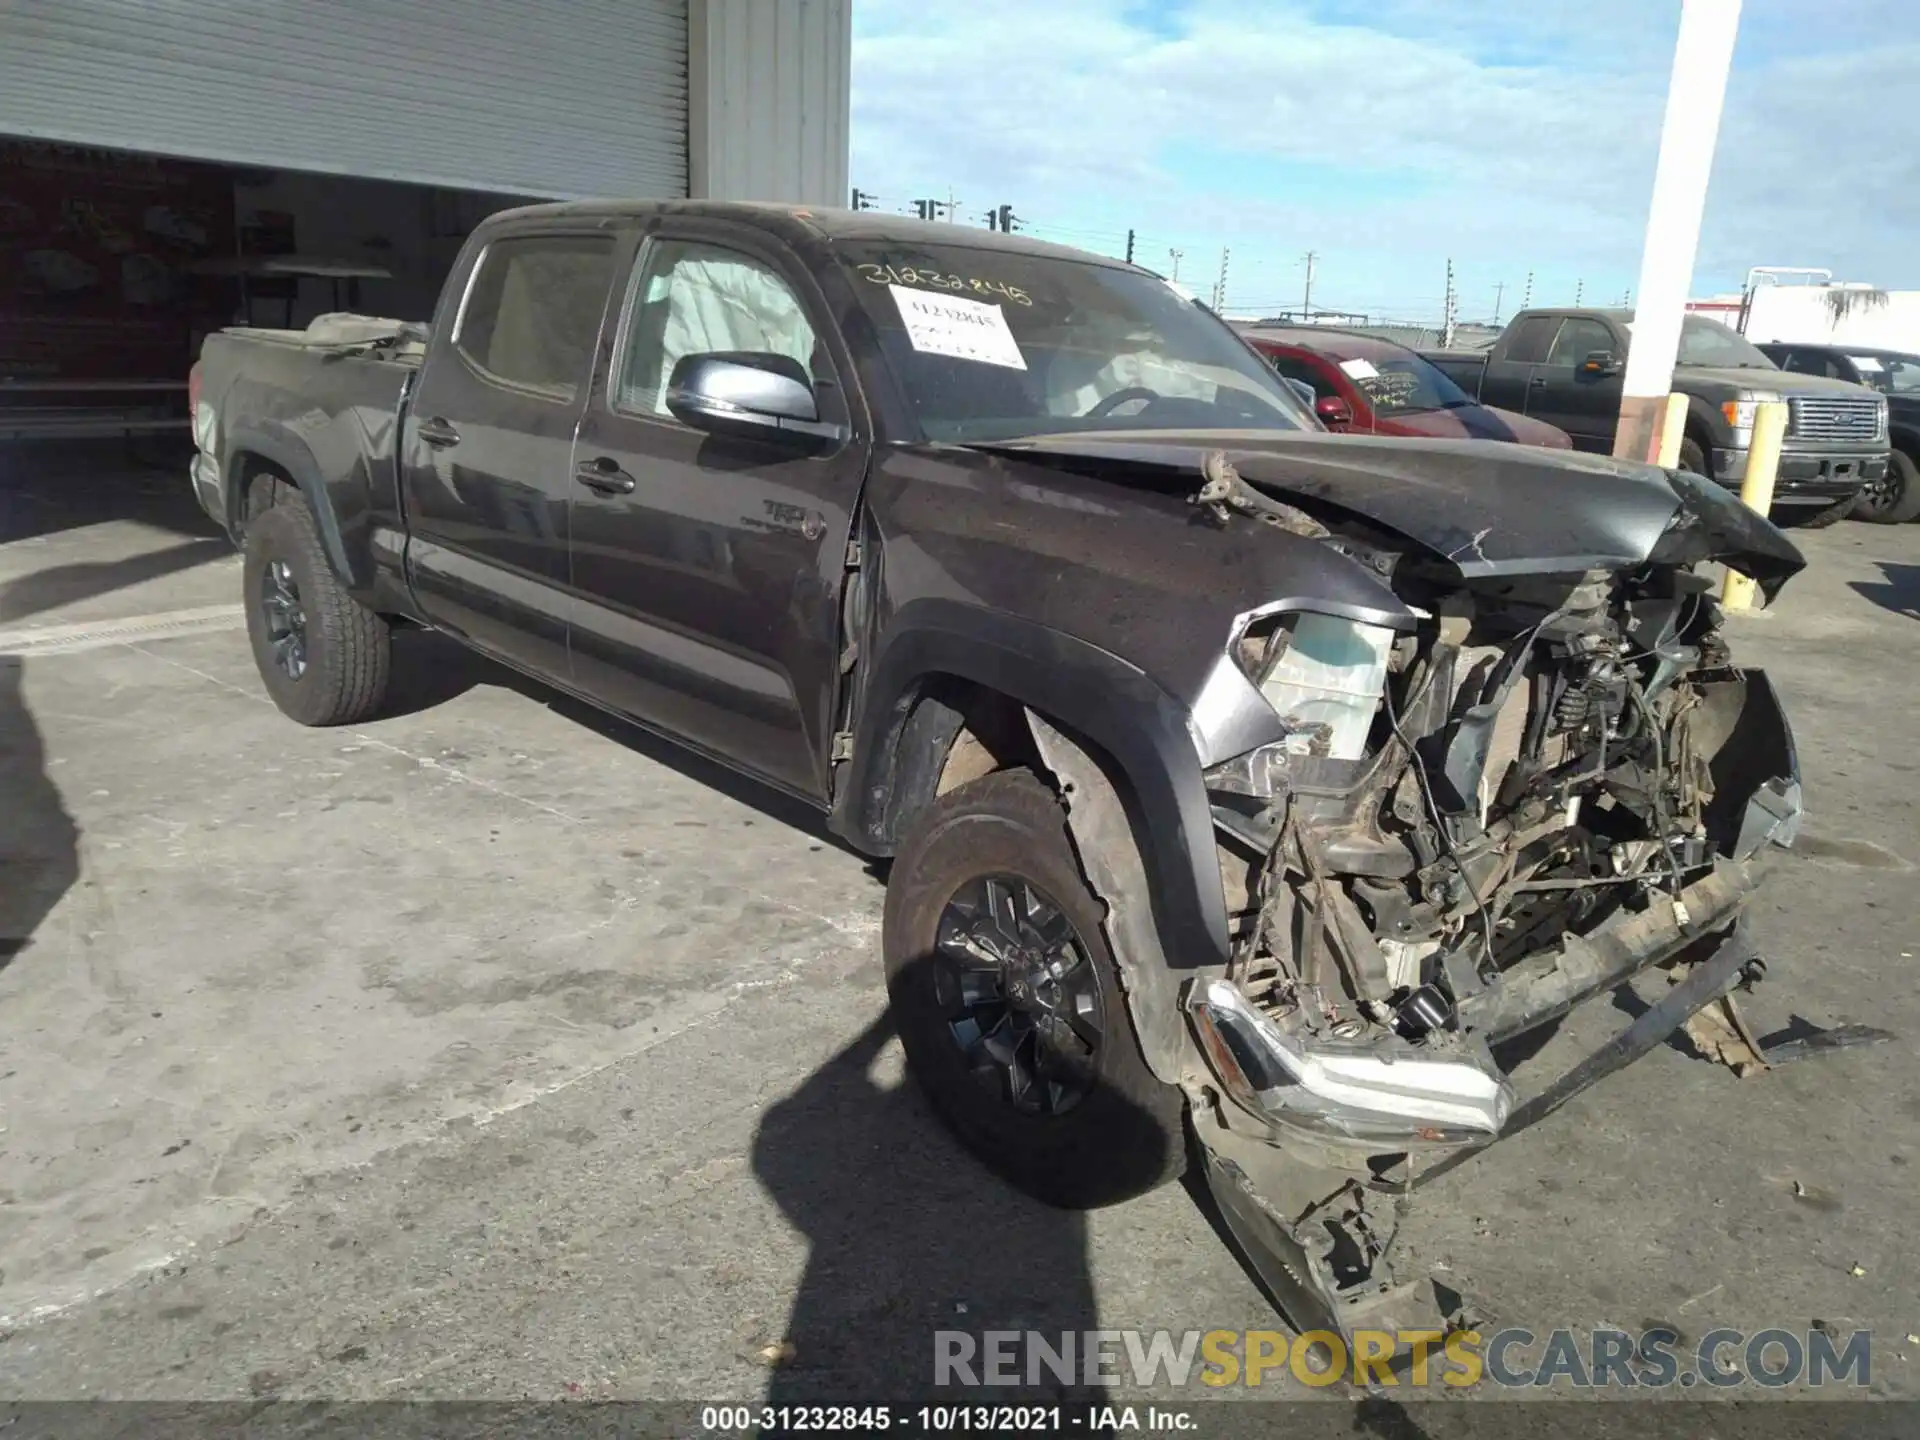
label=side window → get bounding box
[455,235,615,399]
[1780,350,1819,374]
[1504,315,1561,364]
[1546,317,1617,368]
[616,239,821,417]
[1267,352,1336,400]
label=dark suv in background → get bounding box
[1757,343,1920,523]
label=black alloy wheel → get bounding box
[259,556,308,680]
[934,873,1104,1117]
[1851,449,1920,524]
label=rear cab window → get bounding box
[454,234,617,400]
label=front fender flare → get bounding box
[835,598,1231,974]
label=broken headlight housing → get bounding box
[1235,610,1397,762]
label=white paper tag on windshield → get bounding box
[1850,355,1884,372]
[1339,357,1379,379]
[890,285,1027,370]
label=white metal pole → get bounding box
[1613,0,1744,463]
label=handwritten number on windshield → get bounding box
[856,263,1032,306]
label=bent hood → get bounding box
[977,429,1806,599]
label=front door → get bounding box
[568,227,871,802]
[401,228,619,680]
[1529,314,1625,450]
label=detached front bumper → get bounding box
[1712,444,1887,503]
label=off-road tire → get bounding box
[1774,497,1853,530]
[242,496,390,725]
[1852,448,1920,525]
[882,769,1187,1210]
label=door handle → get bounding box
[416,416,461,448]
[1529,376,1548,388]
[574,457,636,495]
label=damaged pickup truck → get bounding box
[189,201,1808,1347]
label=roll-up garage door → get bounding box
[0,0,688,200]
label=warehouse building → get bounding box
[0,0,851,437]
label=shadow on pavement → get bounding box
[0,537,232,627]
[0,438,218,547]
[1848,560,1920,620]
[0,656,78,974]
[751,998,1118,1413]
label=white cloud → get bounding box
[851,0,1920,319]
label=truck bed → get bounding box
[192,315,423,573]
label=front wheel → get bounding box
[243,496,391,725]
[882,769,1186,1209]
[1852,450,1920,525]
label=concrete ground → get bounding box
[1,439,1917,1411]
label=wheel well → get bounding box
[875,678,1058,847]
[1891,428,1920,462]
[230,452,298,534]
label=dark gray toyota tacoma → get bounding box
[190,201,1809,1350]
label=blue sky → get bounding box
[849,0,1918,322]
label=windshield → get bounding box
[1847,353,1920,395]
[1674,315,1777,369]
[834,242,1313,442]
[1336,351,1475,416]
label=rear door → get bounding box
[1478,313,1558,412]
[567,223,871,802]
[401,226,620,680]
[1527,315,1625,450]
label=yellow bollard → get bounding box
[1721,399,1789,613]
[1655,392,1689,468]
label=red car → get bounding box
[1240,325,1572,449]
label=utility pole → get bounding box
[1301,250,1317,315]
[1523,271,1533,309]
[1168,247,1183,282]
[1441,258,1457,349]
[1615,0,1742,463]
[1211,248,1230,310]
[1125,229,1135,265]
[1574,278,1584,305]
[1492,280,1505,326]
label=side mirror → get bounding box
[1282,377,1316,408]
[664,352,840,441]
[1581,350,1623,377]
[1315,394,1355,428]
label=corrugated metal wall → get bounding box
[689,0,849,207]
[0,0,689,200]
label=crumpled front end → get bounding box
[1173,468,1805,1348]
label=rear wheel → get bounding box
[882,769,1186,1209]
[243,496,391,725]
[1851,449,1920,524]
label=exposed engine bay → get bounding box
[1193,553,1798,1138]
[1158,454,1809,1350]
